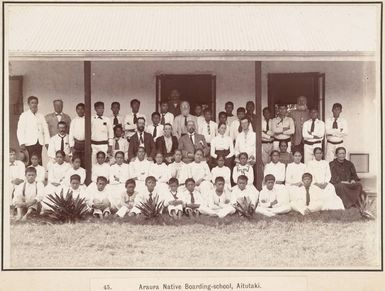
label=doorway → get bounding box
[9,76,24,150]
[156,74,216,118]
[268,72,325,120]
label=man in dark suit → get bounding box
[167,89,181,116]
[178,120,209,163]
[45,99,72,137]
[127,117,156,161]
[155,123,178,164]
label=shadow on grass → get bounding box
[10,206,374,227]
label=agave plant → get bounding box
[43,188,89,223]
[234,196,258,219]
[136,195,164,219]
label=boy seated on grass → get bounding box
[60,174,87,200]
[230,175,259,213]
[256,174,291,217]
[44,150,71,199]
[9,148,25,198]
[206,176,234,218]
[163,178,184,219]
[290,173,323,215]
[132,176,162,215]
[86,176,111,219]
[182,178,209,218]
[115,179,138,218]
[28,153,46,184]
[13,167,45,221]
[148,152,171,194]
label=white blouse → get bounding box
[285,162,306,185]
[210,134,234,159]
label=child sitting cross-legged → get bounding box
[206,176,234,218]
[13,167,45,221]
[163,178,184,219]
[85,176,111,219]
[255,174,291,217]
[182,178,210,218]
[132,176,163,215]
[115,179,138,218]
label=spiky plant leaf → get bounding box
[43,188,88,223]
[136,195,164,219]
[234,196,258,219]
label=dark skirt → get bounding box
[334,182,366,209]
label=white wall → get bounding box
[10,60,378,173]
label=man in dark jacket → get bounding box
[127,117,155,161]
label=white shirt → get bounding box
[123,112,147,138]
[112,137,129,160]
[148,163,171,183]
[234,130,256,158]
[17,109,50,146]
[210,134,234,159]
[109,163,130,185]
[306,159,331,184]
[259,185,290,207]
[208,189,232,209]
[211,166,231,185]
[91,163,110,182]
[272,116,295,140]
[230,185,259,205]
[91,115,114,145]
[232,164,254,185]
[325,116,348,142]
[28,165,45,183]
[110,114,124,126]
[163,190,182,207]
[160,112,174,125]
[59,185,87,200]
[47,134,71,159]
[129,158,151,181]
[146,124,164,141]
[182,189,205,206]
[85,183,111,206]
[13,181,45,204]
[302,119,325,142]
[10,160,25,182]
[290,185,322,205]
[286,162,306,185]
[69,116,85,147]
[64,167,86,186]
[229,120,254,141]
[198,120,218,144]
[188,161,211,182]
[47,162,71,184]
[264,162,286,183]
[262,119,274,141]
[168,161,189,184]
[226,115,237,127]
[196,116,205,131]
[134,189,162,206]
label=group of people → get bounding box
[10,91,372,220]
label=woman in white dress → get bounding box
[211,155,232,191]
[285,151,307,201]
[148,152,171,195]
[129,146,151,193]
[263,150,286,191]
[108,151,130,209]
[210,122,234,167]
[168,149,189,191]
[188,149,213,199]
[306,147,344,210]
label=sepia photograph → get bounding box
[2,1,382,277]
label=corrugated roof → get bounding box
[6,4,379,59]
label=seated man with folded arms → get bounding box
[272,104,295,153]
[256,174,291,217]
[163,178,184,219]
[13,167,45,221]
[132,176,163,215]
[206,177,234,218]
[115,179,138,218]
[86,176,111,219]
[182,178,210,218]
[230,175,259,213]
[290,173,323,215]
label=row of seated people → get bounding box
[10,146,371,220]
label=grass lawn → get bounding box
[9,204,380,270]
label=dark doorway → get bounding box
[268,72,325,120]
[9,76,24,150]
[156,74,216,118]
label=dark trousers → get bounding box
[25,143,43,165]
[73,140,85,168]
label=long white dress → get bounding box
[188,161,213,198]
[285,162,306,201]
